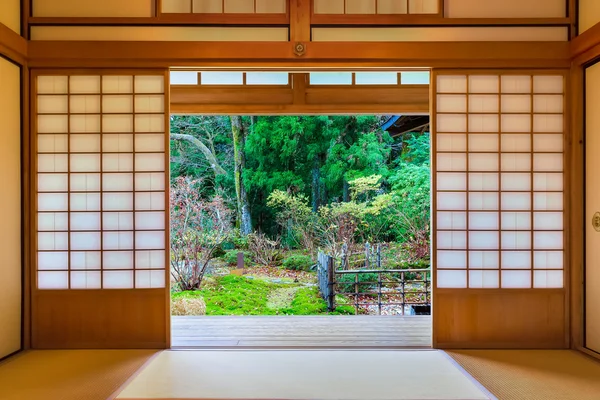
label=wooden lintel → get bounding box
[571,21,600,65]
[27,41,571,68]
[310,15,571,26]
[0,22,27,65]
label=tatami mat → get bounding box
[446,350,600,400]
[0,350,158,400]
[116,349,491,400]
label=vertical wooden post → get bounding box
[377,244,381,269]
[365,242,370,269]
[290,0,311,43]
[327,255,335,312]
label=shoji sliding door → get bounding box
[32,70,170,348]
[432,71,567,348]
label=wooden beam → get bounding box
[0,22,27,65]
[290,0,310,42]
[27,41,571,68]
[310,15,571,26]
[571,20,600,64]
[30,14,289,26]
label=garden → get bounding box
[169,115,430,316]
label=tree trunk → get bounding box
[230,116,253,235]
[311,155,321,212]
[343,179,350,202]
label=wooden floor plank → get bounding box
[172,316,432,348]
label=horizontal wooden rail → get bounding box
[311,16,571,26]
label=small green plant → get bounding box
[282,254,314,271]
[222,250,253,266]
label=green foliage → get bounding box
[280,287,354,315]
[335,273,380,294]
[222,250,253,266]
[282,255,314,271]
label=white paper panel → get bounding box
[135,153,165,171]
[501,153,531,171]
[436,153,466,171]
[469,231,499,249]
[38,95,68,114]
[377,0,408,14]
[224,0,254,13]
[103,134,134,153]
[534,95,563,113]
[102,76,134,94]
[70,173,101,192]
[135,115,164,133]
[534,251,563,269]
[533,270,563,288]
[246,72,290,85]
[135,95,165,113]
[468,114,498,133]
[501,76,531,94]
[501,95,531,113]
[103,271,134,289]
[70,134,101,153]
[501,231,531,250]
[103,251,134,269]
[38,134,68,153]
[501,114,531,133]
[501,192,531,210]
[533,173,563,191]
[468,173,498,191]
[533,76,563,94]
[38,271,69,289]
[163,0,191,13]
[102,154,134,172]
[70,193,101,211]
[135,270,165,289]
[468,95,499,113]
[103,212,134,231]
[468,270,499,289]
[501,270,531,288]
[135,75,165,94]
[469,154,498,171]
[103,193,134,211]
[135,231,165,249]
[38,154,68,173]
[533,114,563,133]
[70,115,101,133]
[469,251,499,269]
[135,192,166,210]
[70,232,101,250]
[38,212,69,231]
[437,192,467,210]
[38,115,68,134]
[436,134,466,152]
[501,251,531,269]
[38,193,68,212]
[437,270,467,288]
[70,95,101,114]
[437,231,467,249]
[103,232,134,250]
[135,173,166,191]
[437,95,467,113]
[533,154,563,172]
[70,271,101,289]
[135,212,165,230]
[170,71,198,85]
[437,212,467,230]
[38,174,68,192]
[534,232,563,250]
[436,173,467,191]
[37,76,68,94]
[103,95,133,113]
[437,75,467,93]
[103,115,134,133]
[70,212,101,231]
[469,192,499,210]
[38,232,68,251]
[314,0,345,13]
[70,154,100,172]
[38,252,69,270]
[468,134,498,152]
[501,134,531,152]
[533,212,563,230]
[469,212,499,230]
[355,72,399,85]
[70,251,101,270]
[534,193,564,211]
[135,134,165,152]
[400,71,430,85]
[468,76,499,93]
[102,173,134,191]
[309,72,352,85]
[136,250,166,269]
[533,134,563,152]
[345,0,376,14]
[501,173,530,191]
[70,76,101,94]
[437,251,467,269]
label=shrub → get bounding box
[335,273,379,294]
[222,250,253,266]
[282,254,313,271]
[171,296,206,316]
[247,232,283,266]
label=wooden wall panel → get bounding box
[0,57,22,358]
[30,27,289,41]
[32,0,153,17]
[311,27,568,42]
[579,0,600,34]
[32,290,167,348]
[445,0,566,18]
[0,0,21,34]
[585,63,600,354]
[435,289,566,348]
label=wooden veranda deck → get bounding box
[171,316,432,348]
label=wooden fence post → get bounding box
[327,255,335,312]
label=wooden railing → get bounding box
[317,251,431,315]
